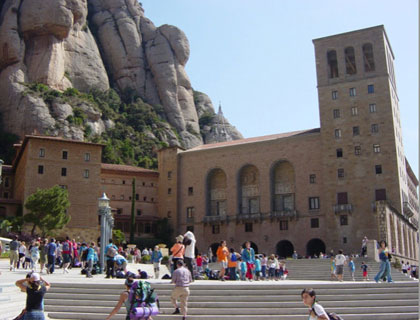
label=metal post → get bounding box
[99,208,106,274]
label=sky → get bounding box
[140,0,419,175]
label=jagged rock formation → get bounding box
[0,0,242,149]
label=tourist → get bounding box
[151,245,163,279]
[348,256,355,281]
[9,235,19,271]
[292,251,298,259]
[374,240,393,283]
[401,261,407,275]
[261,253,268,279]
[267,254,276,281]
[17,241,26,269]
[360,261,370,281]
[142,247,149,257]
[134,247,142,263]
[85,242,96,278]
[196,253,203,274]
[30,242,40,272]
[183,231,196,277]
[254,255,262,280]
[216,240,229,281]
[241,241,256,281]
[15,272,51,320]
[62,237,72,273]
[228,248,239,280]
[330,256,336,281]
[39,239,48,274]
[361,236,368,257]
[105,239,118,279]
[239,257,246,281]
[334,250,346,282]
[207,246,214,263]
[71,239,79,266]
[171,235,185,270]
[171,260,192,320]
[301,288,329,320]
[79,242,88,268]
[47,238,57,274]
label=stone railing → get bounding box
[403,201,415,218]
[333,203,353,213]
[202,214,229,224]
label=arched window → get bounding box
[271,161,295,212]
[306,238,326,257]
[344,47,357,75]
[363,43,375,72]
[327,50,339,78]
[238,165,260,214]
[276,240,294,258]
[206,168,227,216]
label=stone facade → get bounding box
[157,26,418,260]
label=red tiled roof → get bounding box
[101,163,158,174]
[24,135,105,147]
[186,128,320,152]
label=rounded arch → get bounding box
[241,241,259,254]
[362,43,375,72]
[327,50,339,78]
[206,168,227,216]
[306,238,326,257]
[276,240,294,258]
[344,46,357,75]
[238,164,260,214]
[270,160,296,212]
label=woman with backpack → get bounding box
[374,240,393,283]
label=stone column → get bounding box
[366,239,379,262]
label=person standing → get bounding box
[216,240,229,281]
[39,239,48,274]
[151,245,163,279]
[334,250,346,282]
[374,240,393,283]
[9,235,20,271]
[360,261,370,281]
[301,288,329,320]
[15,273,51,320]
[241,241,256,281]
[85,242,96,278]
[228,248,239,280]
[170,235,185,270]
[17,241,26,269]
[361,236,368,257]
[183,231,196,278]
[105,239,118,279]
[348,257,356,281]
[47,238,57,274]
[62,236,72,274]
[171,260,192,320]
[30,242,40,272]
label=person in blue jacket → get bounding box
[104,239,118,279]
[241,241,255,281]
[85,242,97,278]
[151,245,163,279]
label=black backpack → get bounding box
[312,307,344,320]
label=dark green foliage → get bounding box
[199,111,214,127]
[24,185,71,237]
[0,113,20,163]
[113,229,126,245]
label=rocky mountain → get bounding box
[0,0,242,152]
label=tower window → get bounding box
[375,165,382,174]
[349,88,356,97]
[354,146,361,155]
[338,168,344,178]
[344,47,357,75]
[363,43,375,72]
[83,169,89,179]
[336,148,343,158]
[334,129,342,139]
[311,218,319,228]
[368,84,374,94]
[340,215,348,226]
[371,124,379,133]
[245,223,253,232]
[309,174,316,184]
[61,168,67,177]
[332,90,338,100]
[309,197,320,210]
[351,107,358,116]
[187,207,195,219]
[188,187,194,195]
[280,220,288,231]
[327,50,339,78]
[369,104,377,113]
[333,109,340,119]
[84,153,90,161]
[62,151,68,160]
[39,148,45,158]
[352,126,360,136]
[38,165,44,175]
[373,144,381,153]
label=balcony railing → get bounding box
[403,201,415,218]
[270,210,297,219]
[333,204,353,214]
[202,214,228,224]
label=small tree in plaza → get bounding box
[24,185,71,237]
[113,228,125,245]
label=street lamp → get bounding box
[98,192,111,274]
[0,159,4,184]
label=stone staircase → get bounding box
[44,281,419,320]
[284,257,414,281]
[0,282,26,320]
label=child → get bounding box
[30,242,40,272]
[348,257,355,281]
[280,261,288,280]
[261,253,268,279]
[254,255,262,281]
[360,261,370,281]
[267,255,276,280]
[330,257,336,281]
[301,288,329,320]
[239,258,246,281]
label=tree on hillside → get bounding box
[24,185,71,237]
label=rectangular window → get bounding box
[187,207,195,219]
[336,148,343,158]
[136,209,142,216]
[122,180,125,184]
[188,187,194,196]
[4,177,9,188]
[167,211,172,219]
[373,144,381,153]
[351,107,358,116]
[371,124,379,133]
[62,151,68,160]
[338,168,344,178]
[83,169,89,178]
[311,218,319,228]
[333,109,340,119]
[352,126,360,136]
[39,148,45,158]
[368,84,374,94]
[279,220,288,231]
[309,174,316,184]
[340,215,348,226]
[135,194,139,201]
[349,88,356,97]
[143,196,147,201]
[117,208,123,215]
[343,237,347,244]
[84,153,90,161]
[168,188,172,195]
[354,146,361,155]
[369,103,376,113]
[61,168,67,177]
[167,171,172,180]
[375,189,386,201]
[212,225,220,234]
[274,194,294,212]
[38,165,44,174]
[332,90,338,100]
[337,192,348,205]
[309,197,320,210]
[375,165,382,174]
[334,129,341,139]
[245,223,253,232]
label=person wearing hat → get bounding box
[171,235,185,271]
[171,259,192,320]
[15,272,51,320]
[106,272,154,320]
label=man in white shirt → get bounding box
[334,249,347,282]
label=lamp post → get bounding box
[98,193,111,274]
[0,159,4,184]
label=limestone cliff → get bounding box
[0,0,242,150]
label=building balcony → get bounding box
[270,210,297,219]
[333,204,353,214]
[236,212,262,222]
[403,201,415,218]
[202,214,229,224]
